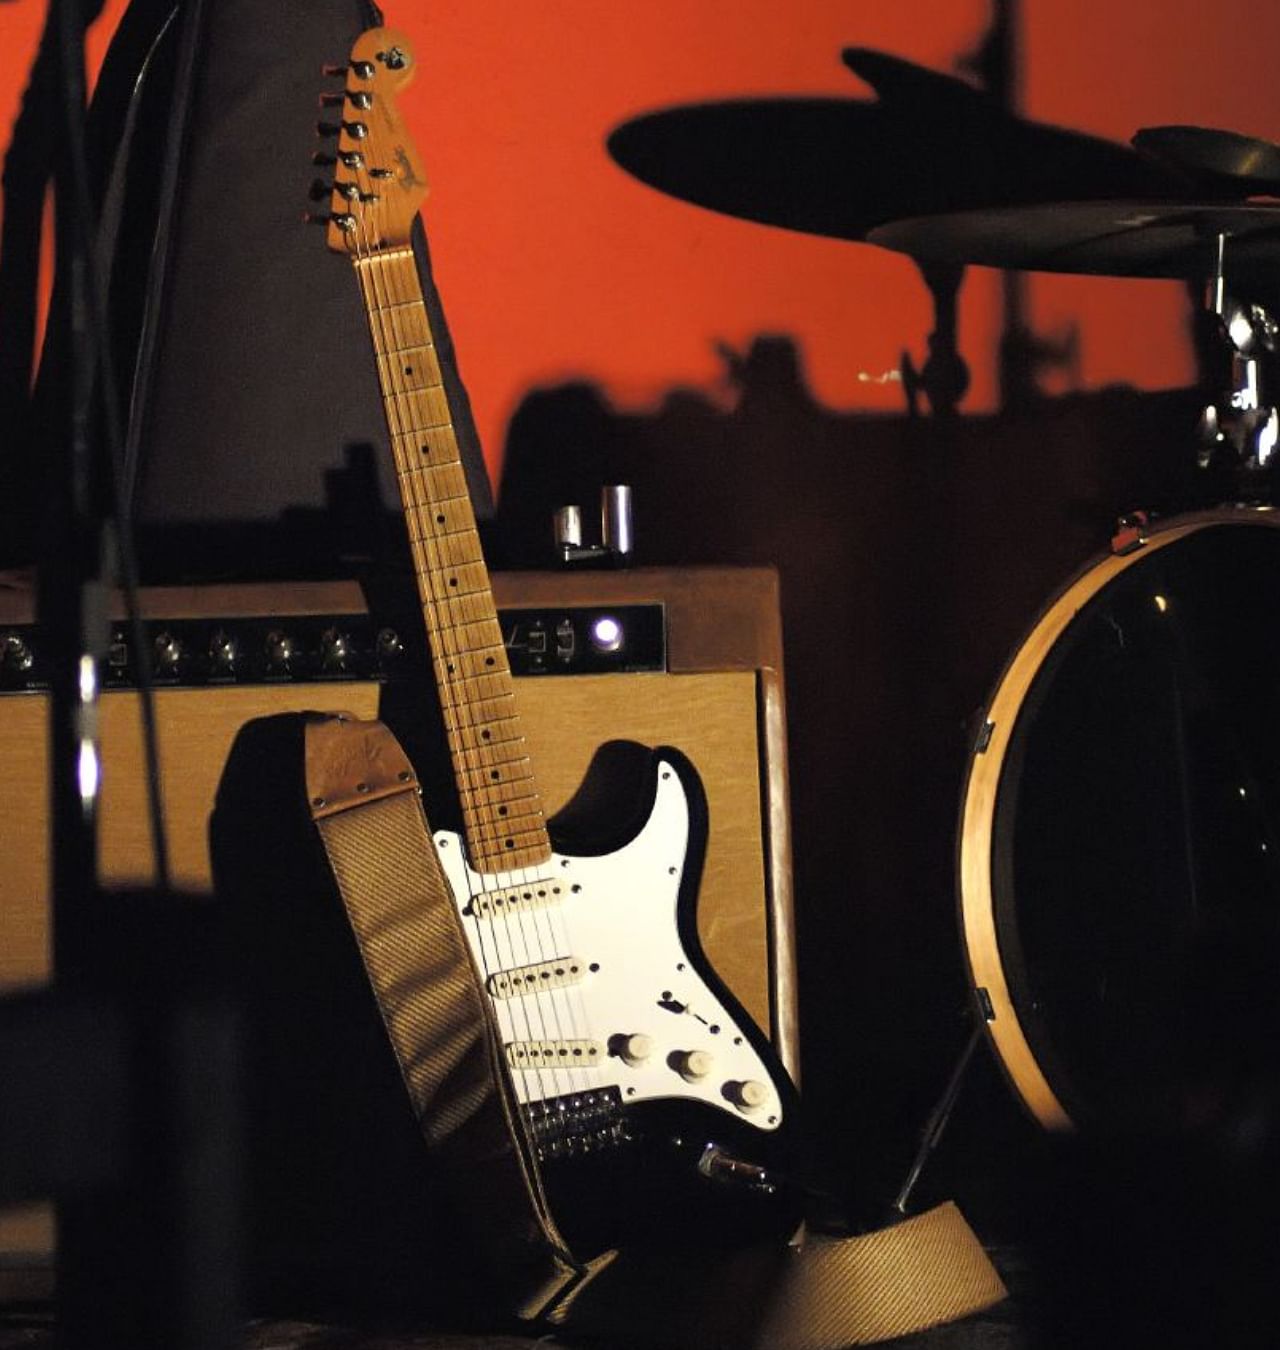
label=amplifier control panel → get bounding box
[0,604,665,692]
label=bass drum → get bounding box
[959,508,1280,1131]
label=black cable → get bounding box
[54,0,171,891]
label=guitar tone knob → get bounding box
[673,1050,713,1083]
[614,1034,653,1067]
[726,1080,770,1113]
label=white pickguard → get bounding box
[433,756,784,1131]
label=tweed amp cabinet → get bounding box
[0,566,796,1275]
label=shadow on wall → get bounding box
[495,334,1211,1215]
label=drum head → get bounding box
[961,512,1280,1131]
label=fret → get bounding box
[394,425,461,464]
[439,694,519,729]
[413,559,490,597]
[383,383,453,433]
[451,728,530,760]
[467,815,553,847]
[434,669,514,703]
[453,757,536,790]
[426,612,504,646]
[364,294,432,350]
[398,459,471,502]
[376,345,444,388]
[402,525,484,570]
[468,798,545,830]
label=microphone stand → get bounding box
[25,5,237,1347]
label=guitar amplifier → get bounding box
[0,566,796,1272]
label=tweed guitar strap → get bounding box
[304,713,1006,1346]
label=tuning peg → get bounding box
[319,92,346,107]
[312,151,336,166]
[303,210,357,233]
[368,168,393,180]
[308,178,333,201]
[322,59,375,79]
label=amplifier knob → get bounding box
[153,631,184,674]
[209,629,238,675]
[320,627,354,673]
[376,627,403,661]
[1,632,34,674]
[264,630,295,674]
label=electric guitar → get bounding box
[310,28,800,1252]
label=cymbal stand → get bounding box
[1195,230,1279,491]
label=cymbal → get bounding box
[867,200,1280,281]
[606,49,1186,244]
[1133,125,1280,195]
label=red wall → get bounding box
[3,1,1278,482]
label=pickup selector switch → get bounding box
[672,1050,713,1083]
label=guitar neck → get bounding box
[353,245,551,873]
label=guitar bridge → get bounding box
[526,1087,629,1160]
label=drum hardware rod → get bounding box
[887,1018,984,1220]
[1195,232,1279,480]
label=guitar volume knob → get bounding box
[672,1050,713,1082]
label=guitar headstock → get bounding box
[310,28,427,255]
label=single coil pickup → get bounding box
[506,1039,602,1070]
[487,956,588,1000]
[525,1087,628,1158]
[466,879,565,919]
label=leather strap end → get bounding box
[304,714,420,820]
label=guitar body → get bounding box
[434,749,802,1252]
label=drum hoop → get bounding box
[957,505,1280,1130]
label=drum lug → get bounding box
[974,720,995,754]
[1110,511,1150,555]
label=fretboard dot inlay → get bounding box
[481,730,490,740]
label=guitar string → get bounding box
[348,198,593,1106]
[345,218,558,1103]
[356,241,566,1112]
[344,152,784,1139]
